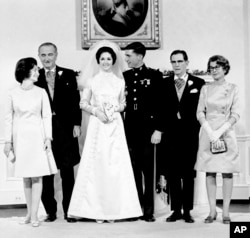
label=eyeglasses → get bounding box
[170,60,185,65]
[209,65,222,72]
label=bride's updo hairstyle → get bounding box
[78,40,125,89]
[96,46,117,65]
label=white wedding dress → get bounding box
[68,71,142,220]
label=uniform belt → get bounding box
[134,103,137,110]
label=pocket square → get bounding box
[190,88,198,93]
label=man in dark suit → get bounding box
[162,50,205,223]
[123,42,164,222]
[36,42,82,223]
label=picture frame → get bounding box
[81,0,160,49]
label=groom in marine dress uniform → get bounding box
[36,42,82,223]
[123,42,164,222]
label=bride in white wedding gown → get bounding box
[68,41,142,222]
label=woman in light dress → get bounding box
[68,41,142,223]
[3,57,57,227]
[195,55,240,224]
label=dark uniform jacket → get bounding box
[35,66,81,168]
[123,64,164,148]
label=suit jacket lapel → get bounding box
[53,67,59,103]
[53,65,63,104]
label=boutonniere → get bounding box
[188,80,193,87]
[140,78,151,86]
[190,88,198,93]
[58,71,63,77]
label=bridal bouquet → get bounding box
[103,102,116,122]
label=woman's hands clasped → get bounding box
[95,108,109,123]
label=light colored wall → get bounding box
[0,0,83,138]
[0,0,249,204]
[0,0,248,138]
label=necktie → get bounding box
[46,70,55,89]
[175,77,185,90]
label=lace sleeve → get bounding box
[80,87,98,115]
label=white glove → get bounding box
[95,108,109,123]
[4,142,12,157]
[114,104,120,112]
[202,121,215,142]
[211,122,231,142]
[151,130,162,144]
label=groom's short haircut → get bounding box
[124,42,146,58]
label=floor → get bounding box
[1,200,249,218]
[217,200,250,213]
[0,201,249,238]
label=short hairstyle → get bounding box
[38,42,57,53]
[96,46,117,64]
[207,55,230,75]
[124,42,146,57]
[15,57,37,83]
[170,50,188,61]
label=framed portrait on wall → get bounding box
[81,0,160,49]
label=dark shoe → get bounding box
[64,216,77,223]
[166,211,183,222]
[107,220,115,223]
[126,217,139,222]
[222,216,231,224]
[44,214,57,222]
[204,212,217,223]
[183,214,195,223]
[143,215,156,222]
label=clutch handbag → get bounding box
[46,150,58,174]
[210,139,227,154]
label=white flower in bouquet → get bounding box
[103,102,115,122]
